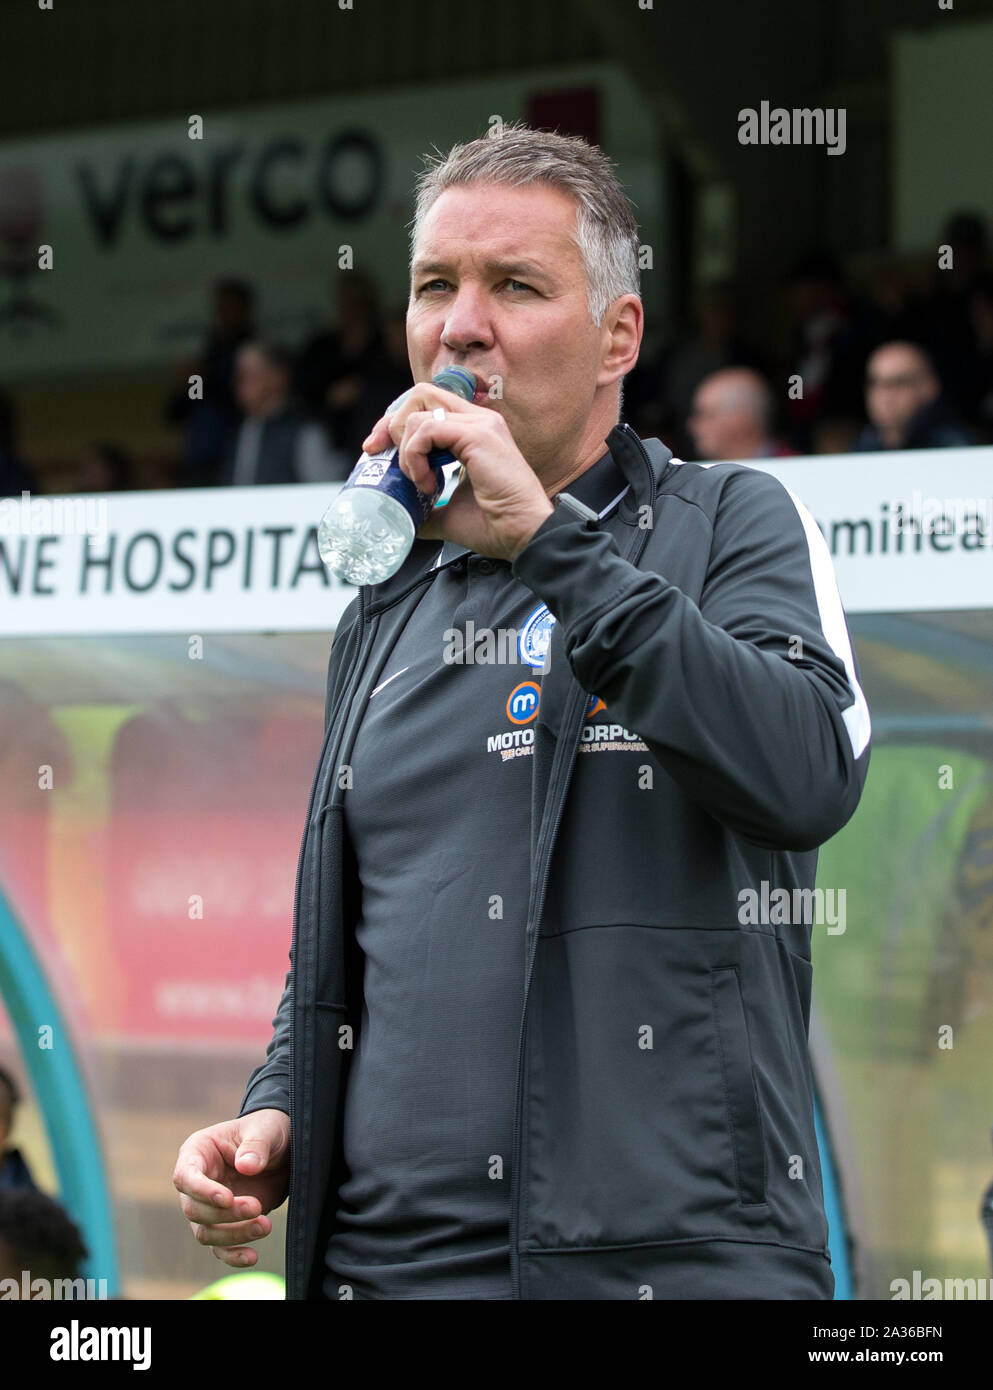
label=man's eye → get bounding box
[506,279,532,292]
[418,279,450,293]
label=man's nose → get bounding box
[440,285,494,353]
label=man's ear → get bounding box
[598,293,643,388]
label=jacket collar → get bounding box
[364,424,671,617]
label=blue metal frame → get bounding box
[815,1089,853,1299]
[0,887,119,1293]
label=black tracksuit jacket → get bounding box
[239,423,872,1300]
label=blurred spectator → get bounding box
[0,385,38,497]
[295,269,386,456]
[860,255,921,342]
[77,441,136,493]
[219,340,349,486]
[349,306,413,440]
[0,1066,38,1192]
[666,282,765,425]
[626,281,765,451]
[783,251,885,452]
[0,1188,88,1289]
[852,341,975,452]
[687,367,794,461]
[164,277,256,487]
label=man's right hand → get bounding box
[173,1109,290,1268]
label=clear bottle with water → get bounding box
[317,366,477,585]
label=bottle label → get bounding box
[340,448,443,524]
[350,450,396,487]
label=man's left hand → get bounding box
[360,381,554,562]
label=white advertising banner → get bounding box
[0,481,355,637]
[745,446,993,615]
[1,447,991,637]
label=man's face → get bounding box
[406,182,608,473]
[689,380,749,460]
[235,348,287,417]
[865,346,939,434]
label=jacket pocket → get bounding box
[313,802,351,1010]
[710,965,767,1206]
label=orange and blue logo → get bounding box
[507,680,541,724]
[586,694,606,717]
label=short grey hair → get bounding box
[409,122,641,327]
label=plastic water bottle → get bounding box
[317,365,477,585]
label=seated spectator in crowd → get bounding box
[294,270,386,458]
[77,441,136,493]
[165,277,257,488]
[624,281,766,454]
[0,1188,88,1294]
[0,1066,38,1192]
[219,340,349,486]
[782,251,885,453]
[665,282,766,426]
[687,367,795,461]
[852,341,975,452]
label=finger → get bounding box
[233,1134,277,1178]
[173,1151,233,1209]
[179,1192,263,1225]
[191,1214,272,1249]
[398,419,442,493]
[400,449,443,498]
[405,412,470,489]
[364,383,474,452]
[361,413,391,453]
[212,1245,260,1269]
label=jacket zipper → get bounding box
[508,680,589,1298]
[507,425,658,1299]
[286,720,332,1297]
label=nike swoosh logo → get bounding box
[370,667,409,698]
